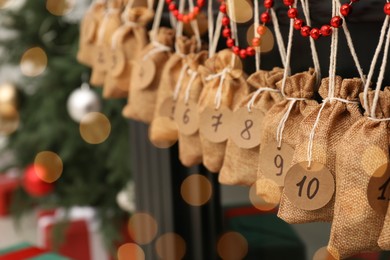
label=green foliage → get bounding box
[0,0,131,251]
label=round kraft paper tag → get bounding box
[230,107,264,149]
[174,100,199,136]
[159,97,176,120]
[109,49,126,77]
[199,106,232,143]
[137,59,156,90]
[259,142,294,187]
[284,161,335,211]
[367,163,390,216]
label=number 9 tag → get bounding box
[284,161,335,211]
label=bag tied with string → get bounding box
[103,6,154,99]
[198,49,250,173]
[149,36,199,146]
[256,69,318,204]
[219,68,283,186]
[122,27,175,123]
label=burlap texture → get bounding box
[219,67,284,186]
[103,7,153,99]
[198,49,249,173]
[122,27,175,123]
[278,76,363,223]
[176,51,208,167]
[149,36,198,144]
[256,70,318,204]
[77,2,106,67]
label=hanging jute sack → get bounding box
[256,69,318,205]
[277,76,362,224]
[326,88,389,259]
[197,49,249,173]
[90,0,123,87]
[149,36,198,145]
[122,27,175,123]
[218,67,284,186]
[77,1,106,67]
[103,6,153,99]
[173,51,208,167]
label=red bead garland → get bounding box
[166,0,205,23]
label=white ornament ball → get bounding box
[67,84,101,122]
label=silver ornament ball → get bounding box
[67,83,101,122]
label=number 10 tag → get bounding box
[367,163,390,216]
[284,161,335,211]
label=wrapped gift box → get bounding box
[0,173,20,216]
[0,242,69,260]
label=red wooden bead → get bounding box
[252,37,261,47]
[182,15,189,23]
[219,4,227,13]
[257,25,267,35]
[165,0,173,4]
[193,6,200,15]
[293,19,304,30]
[340,3,351,16]
[232,46,240,55]
[246,46,255,56]
[173,10,179,17]
[320,25,332,36]
[260,12,271,23]
[287,8,298,19]
[239,49,247,59]
[300,26,311,37]
[197,0,205,7]
[310,27,321,40]
[330,16,343,28]
[283,0,294,7]
[168,2,177,11]
[222,28,231,38]
[264,0,274,8]
[177,13,183,21]
[385,3,390,15]
[226,38,235,48]
[222,16,230,26]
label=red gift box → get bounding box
[0,173,20,216]
[0,242,69,259]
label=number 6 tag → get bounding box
[284,161,335,211]
[174,100,199,136]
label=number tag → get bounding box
[136,59,156,90]
[94,46,108,71]
[259,142,294,186]
[199,106,232,143]
[159,97,176,120]
[230,107,264,149]
[367,163,390,216]
[284,161,335,211]
[109,49,126,77]
[174,100,199,136]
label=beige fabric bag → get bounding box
[278,76,362,223]
[326,88,389,259]
[219,68,283,186]
[256,70,318,204]
[103,7,153,99]
[122,27,175,123]
[149,36,198,145]
[198,49,250,173]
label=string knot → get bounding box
[205,68,232,110]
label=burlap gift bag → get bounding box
[198,49,249,173]
[174,51,208,167]
[103,7,153,99]
[77,1,106,67]
[326,88,390,259]
[277,76,363,223]
[219,67,284,186]
[90,1,123,87]
[256,70,318,204]
[149,36,198,145]
[122,27,175,123]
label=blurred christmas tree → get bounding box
[0,0,132,250]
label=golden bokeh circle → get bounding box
[34,151,63,183]
[117,243,145,260]
[249,183,278,211]
[20,47,48,77]
[0,83,18,107]
[312,246,337,260]
[361,145,388,176]
[217,231,248,260]
[155,233,186,260]
[79,112,111,144]
[246,24,275,53]
[181,174,212,206]
[0,107,19,135]
[128,212,158,245]
[46,0,75,16]
[226,0,253,24]
[148,118,178,149]
[0,0,11,9]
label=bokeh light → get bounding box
[249,183,278,211]
[0,83,18,107]
[34,151,63,183]
[148,117,178,149]
[181,174,212,206]
[79,112,111,144]
[362,145,388,176]
[312,246,336,260]
[0,0,11,9]
[117,243,145,260]
[20,47,48,77]
[155,233,186,260]
[217,231,248,260]
[128,212,158,245]
[46,0,75,16]
[246,25,275,53]
[226,0,253,24]
[0,106,19,135]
